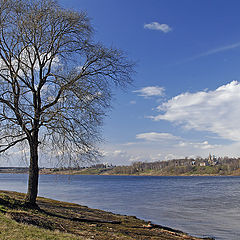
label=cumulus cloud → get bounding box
[136,132,180,141]
[134,86,165,98]
[144,22,172,33]
[151,81,240,141]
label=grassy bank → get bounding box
[43,166,240,176]
[0,190,213,240]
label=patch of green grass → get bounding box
[0,212,83,240]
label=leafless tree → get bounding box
[0,0,134,207]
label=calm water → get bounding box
[0,174,239,240]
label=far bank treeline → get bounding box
[50,155,240,176]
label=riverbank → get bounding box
[0,190,213,240]
[39,167,240,176]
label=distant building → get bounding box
[208,154,218,166]
[199,162,207,167]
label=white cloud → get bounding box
[101,138,240,166]
[176,41,240,65]
[193,42,240,60]
[177,141,220,150]
[152,81,240,141]
[101,81,240,166]
[134,86,165,98]
[164,153,182,160]
[144,22,172,33]
[112,150,125,156]
[136,132,180,141]
[129,155,144,162]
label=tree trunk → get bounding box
[25,138,39,208]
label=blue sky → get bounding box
[57,0,240,165]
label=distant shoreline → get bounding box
[0,169,239,177]
[43,173,239,177]
[1,159,240,177]
[42,157,240,176]
[38,167,240,176]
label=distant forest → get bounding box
[52,155,240,176]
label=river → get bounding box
[0,174,239,240]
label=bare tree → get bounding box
[0,0,134,207]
